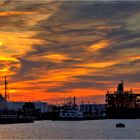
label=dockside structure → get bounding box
[106,81,140,118]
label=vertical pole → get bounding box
[4,76,8,101]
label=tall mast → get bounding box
[4,75,8,101]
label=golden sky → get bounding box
[0,1,140,104]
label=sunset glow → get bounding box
[0,1,140,104]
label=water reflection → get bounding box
[0,120,139,139]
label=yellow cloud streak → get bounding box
[96,25,122,30]
[45,53,70,63]
[77,61,119,68]
[0,56,19,62]
[88,40,110,51]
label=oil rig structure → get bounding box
[105,81,140,118]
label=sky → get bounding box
[0,1,140,104]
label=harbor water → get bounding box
[0,119,140,139]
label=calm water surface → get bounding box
[0,119,140,139]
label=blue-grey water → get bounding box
[0,120,140,139]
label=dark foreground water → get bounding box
[0,119,140,139]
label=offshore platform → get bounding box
[105,81,140,118]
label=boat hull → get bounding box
[52,117,85,121]
[116,123,125,128]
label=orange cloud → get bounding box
[2,67,96,102]
[46,68,95,82]
[0,32,43,56]
[45,53,70,63]
[26,53,71,63]
[0,11,33,17]
[129,55,140,61]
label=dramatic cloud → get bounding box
[0,1,140,103]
